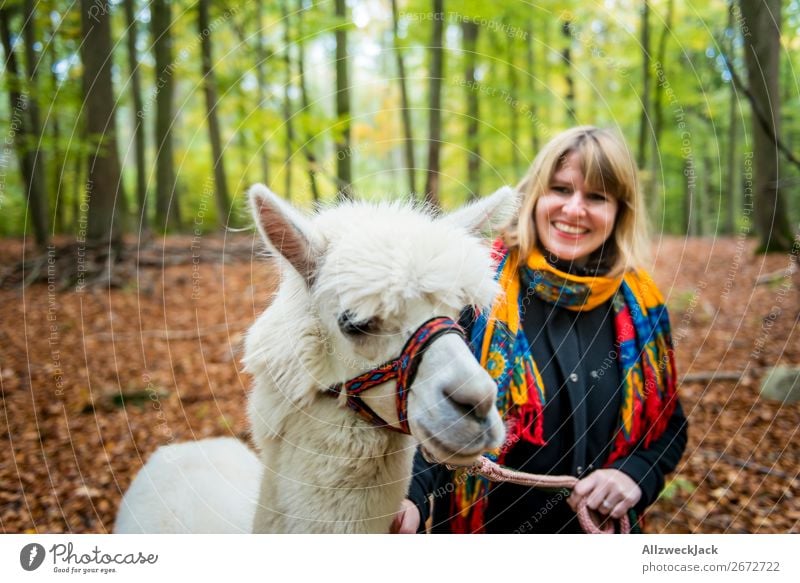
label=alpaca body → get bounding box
[114,438,261,533]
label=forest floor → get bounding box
[1,234,798,534]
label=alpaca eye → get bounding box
[338,311,378,337]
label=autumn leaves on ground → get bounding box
[1,235,798,533]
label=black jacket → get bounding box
[407,293,688,533]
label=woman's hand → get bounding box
[567,468,641,520]
[390,499,421,533]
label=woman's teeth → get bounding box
[554,222,588,235]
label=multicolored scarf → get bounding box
[449,239,678,533]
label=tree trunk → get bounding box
[280,0,295,199]
[71,125,87,227]
[637,0,651,170]
[81,0,125,247]
[255,0,269,185]
[463,19,479,200]
[652,0,673,149]
[48,22,65,234]
[650,0,674,230]
[124,0,148,230]
[526,20,539,153]
[51,103,63,234]
[561,19,576,123]
[507,30,520,173]
[0,8,49,247]
[152,0,179,230]
[198,0,232,225]
[725,0,738,235]
[22,0,51,244]
[700,153,711,236]
[391,0,416,197]
[335,0,352,200]
[296,0,320,203]
[739,0,793,252]
[684,156,695,237]
[423,0,444,209]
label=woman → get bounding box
[393,126,687,533]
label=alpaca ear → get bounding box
[442,186,521,236]
[248,184,320,284]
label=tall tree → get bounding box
[725,0,739,235]
[198,0,232,225]
[423,0,444,208]
[281,0,295,199]
[0,7,49,247]
[296,0,320,202]
[637,0,652,170]
[526,19,539,153]
[124,0,147,229]
[507,30,521,173]
[463,19,480,199]
[561,19,576,123]
[683,157,697,237]
[71,125,87,227]
[22,0,50,242]
[255,0,269,185]
[152,0,179,230]
[334,0,352,200]
[650,0,674,227]
[49,24,64,234]
[391,0,416,197]
[738,0,794,252]
[80,0,126,247]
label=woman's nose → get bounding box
[562,191,586,215]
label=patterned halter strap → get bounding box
[326,316,466,434]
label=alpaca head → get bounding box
[247,185,518,465]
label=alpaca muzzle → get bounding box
[325,316,466,434]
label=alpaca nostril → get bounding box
[443,386,493,422]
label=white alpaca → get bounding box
[115,184,517,533]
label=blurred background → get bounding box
[0,0,798,241]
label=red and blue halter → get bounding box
[326,316,465,434]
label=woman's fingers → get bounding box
[586,482,614,514]
[568,471,598,512]
[570,469,642,517]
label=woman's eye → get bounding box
[588,192,609,202]
[338,311,378,336]
[551,186,570,195]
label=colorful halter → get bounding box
[326,316,466,434]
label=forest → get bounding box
[0,0,798,247]
[0,0,798,534]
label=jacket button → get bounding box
[569,372,579,382]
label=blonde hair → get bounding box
[504,126,649,275]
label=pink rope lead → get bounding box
[452,457,631,534]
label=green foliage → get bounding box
[658,476,697,501]
[0,0,797,235]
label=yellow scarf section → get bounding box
[479,246,624,408]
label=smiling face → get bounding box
[534,152,619,266]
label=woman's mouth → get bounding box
[553,221,589,237]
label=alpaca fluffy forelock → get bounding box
[313,201,500,322]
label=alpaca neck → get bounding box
[246,271,418,533]
[252,394,415,533]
